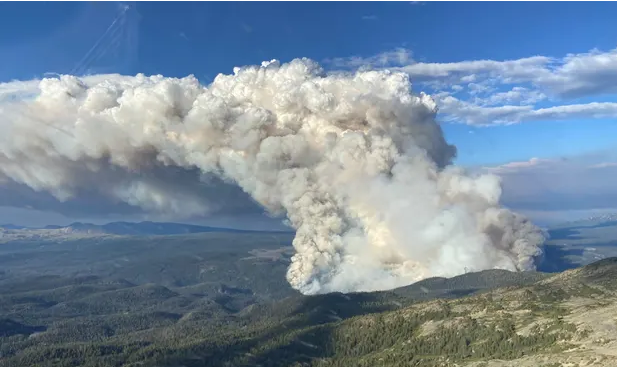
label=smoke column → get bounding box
[0,59,545,294]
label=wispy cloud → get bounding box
[327,47,617,126]
[325,48,413,69]
[536,48,617,98]
[361,15,378,21]
[396,48,617,100]
[589,162,617,169]
[484,157,555,173]
[395,56,552,82]
[479,87,546,106]
[437,95,617,126]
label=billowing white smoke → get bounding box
[0,59,544,294]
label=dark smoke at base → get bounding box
[0,59,545,294]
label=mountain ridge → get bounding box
[0,220,293,237]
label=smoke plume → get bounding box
[0,59,545,294]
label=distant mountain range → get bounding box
[0,221,292,237]
[586,213,617,222]
[553,213,617,228]
[0,224,27,230]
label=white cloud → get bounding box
[437,95,530,125]
[590,162,617,169]
[536,48,617,98]
[436,95,617,126]
[325,48,413,69]
[460,74,477,83]
[410,48,617,100]
[484,157,554,173]
[480,87,546,106]
[467,82,495,96]
[328,47,617,126]
[396,56,552,81]
[388,48,617,99]
[531,102,617,120]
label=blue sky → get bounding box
[1,1,617,226]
